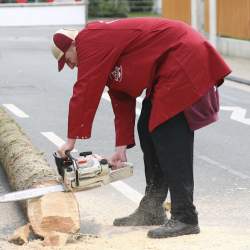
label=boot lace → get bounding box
[164,219,178,228]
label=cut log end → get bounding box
[42,231,70,247]
[27,191,80,245]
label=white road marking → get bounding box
[2,104,29,118]
[41,132,77,152]
[136,96,143,103]
[111,181,143,203]
[197,154,250,179]
[220,106,250,125]
[101,92,110,101]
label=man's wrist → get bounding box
[116,145,127,152]
[67,138,76,146]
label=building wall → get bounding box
[0,2,87,27]
[205,0,250,40]
[162,0,191,24]
[162,0,250,58]
[163,0,250,40]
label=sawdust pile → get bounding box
[0,107,58,191]
[0,226,250,250]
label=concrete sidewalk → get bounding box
[223,56,250,82]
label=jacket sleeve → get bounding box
[67,43,117,139]
[108,89,136,148]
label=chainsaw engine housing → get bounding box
[53,151,133,192]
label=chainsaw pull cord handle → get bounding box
[65,150,80,187]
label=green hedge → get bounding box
[89,0,129,18]
[128,0,154,12]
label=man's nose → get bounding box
[66,61,75,69]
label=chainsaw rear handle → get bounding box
[53,152,72,179]
[53,152,72,167]
[65,150,80,186]
[65,150,75,160]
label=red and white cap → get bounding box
[51,28,79,72]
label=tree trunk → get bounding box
[0,108,80,246]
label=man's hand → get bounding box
[58,138,76,158]
[109,145,127,169]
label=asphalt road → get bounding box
[0,26,249,239]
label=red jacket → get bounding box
[68,18,231,147]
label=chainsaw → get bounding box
[0,151,133,203]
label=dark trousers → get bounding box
[137,99,198,225]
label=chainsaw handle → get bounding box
[65,150,80,186]
[79,151,92,157]
[65,150,71,157]
[53,152,73,179]
[65,150,75,160]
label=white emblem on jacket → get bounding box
[110,65,122,83]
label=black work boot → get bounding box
[113,206,166,226]
[147,219,200,238]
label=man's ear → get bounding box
[70,41,77,52]
[67,41,76,53]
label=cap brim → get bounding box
[58,55,66,72]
